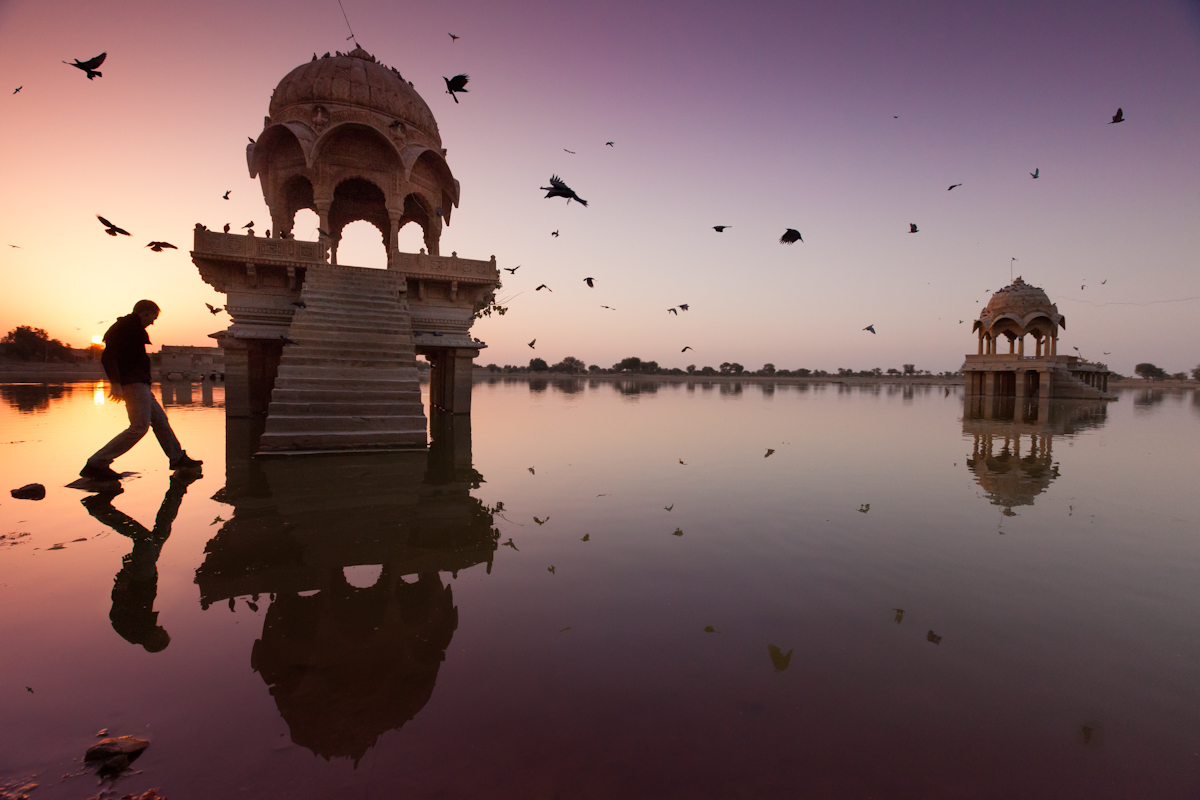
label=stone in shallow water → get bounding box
[9,484,45,500]
[84,736,150,773]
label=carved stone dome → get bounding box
[269,46,441,146]
[976,276,1064,335]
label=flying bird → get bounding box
[601,305,615,310]
[779,228,803,244]
[541,175,588,206]
[909,223,919,233]
[672,528,683,537]
[583,277,594,287]
[948,183,962,190]
[606,141,614,146]
[1030,168,1039,179]
[713,225,730,232]
[448,33,459,41]
[145,241,176,252]
[563,149,575,154]
[205,303,223,315]
[96,215,130,236]
[222,191,231,200]
[443,73,469,102]
[678,304,688,311]
[63,52,106,80]
[1109,107,1124,124]
[768,644,793,672]
[12,86,21,94]
[547,566,556,574]
[863,324,876,334]
[681,346,692,352]
[536,284,552,292]
[668,308,678,315]
[534,516,549,525]
[528,339,536,348]
[502,538,518,551]
[664,504,674,511]
[551,230,559,237]
[528,467,535,474]
[8,244,20,248]
[927,630,942,644]
[581,533,591,542]
[1100,279,1107,284]
[765,448,775,458]
[503,265,520,274]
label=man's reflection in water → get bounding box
[196,412,496,762]
[81,473,199,652]
[962,397,1108,512]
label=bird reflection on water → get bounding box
[194,412,497,762]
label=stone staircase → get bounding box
[258,265,427,453]
[1048,367,1112,400]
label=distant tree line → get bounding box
[1135,362,1200,381]
[479,356,962,378]
[1,326,80,362]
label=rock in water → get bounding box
[10,484,45,500]
[84,736,150,773]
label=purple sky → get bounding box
[1,0,1197,374]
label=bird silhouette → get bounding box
[606,141,614,146]
[503,265,520,274]
[205,303,223,315]
[443,73,469,102]
[534,516,549,525]
[528,339,536,348]
[448,32,459,41]
[145,241,176,252]
[551,230,559,237]
[583,277,594,287]
[601,305,615,310]
[678,304,689,311]
[1109,107,1124,124]
[668,308,678,315]
[64,52,106,80]
[97,216,130,236]
[222,191,231,200]
[859,503,870,513]
[893,608,905,624]
[767,644,793,672]
[1100,279,1107,284]
[780,228,803,244]
[528,467,535,474]
[909,223,919,233]
[672,528,683,536]
[681,346,692,352]
[664,504,674,511]
[541,176,587,206]
[1030,168,1039,179]
[502,538,518,551]
[25,686,33,693]
[679,459,687,465]
[536,284,552,292]
[863,324,876,334]
[1103,351,1111,355]
[280,335,297,345]
[242,221,254,229]
[222,223,230,233]
[927,630,942,644]
[704,626,718,633]
[713,225,730,232]
[563,149,575,154]
[765,448,775,458]
[13,86,21,94]
[948,183,962,190]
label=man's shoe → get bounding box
[170,454,203,471]
[80,463,121,482]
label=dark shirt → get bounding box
[101,314,153,386]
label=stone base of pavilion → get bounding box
[961,354,1115,401]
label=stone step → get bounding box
[274,369,419,384]
[268,400,426,416]
[264,414,428,433]
[299,293,406,309]
[258,428,427,452]
[283,327,410,342]
[278,355,415,369]
[270,386,421,403]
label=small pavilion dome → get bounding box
[269,46,441,147]
[973,277,1065,338]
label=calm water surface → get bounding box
[1,379,1199,799]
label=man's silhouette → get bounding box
[80,299,202,482]
[81,473,199,651]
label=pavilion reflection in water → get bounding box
[963,397,1109,514]
[195,413,497,763]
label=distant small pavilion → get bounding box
[962,277,1113,401]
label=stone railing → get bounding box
[391,250,498,284]
[192,227,328,265]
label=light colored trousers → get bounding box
[88,383,183,467]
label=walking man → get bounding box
[80,300,203,481]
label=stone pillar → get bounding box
[978,332,984,355]
[387,212,402,267]
[423,216,442,256]
[426,347,479,413]
[221,337,252,418]
[1039,369,1052,402]
[983,371,996,397]
[270,205,292,238]
[1008,336,1014,354]
[1051,334,1057,356]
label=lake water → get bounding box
[2,378,1199,799]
